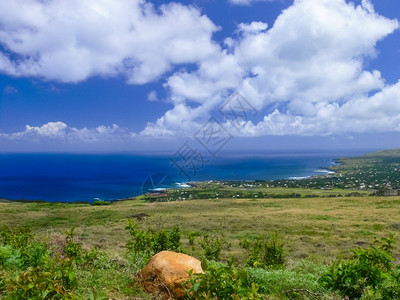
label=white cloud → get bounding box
[0,0,219,84]
[140,103,207,137]
[229,0,277,5]
[25,122,67,137]
[237,21,268,34]
[1,121,136,142]
[234,0,397,104]
[226,80,400,136]
[1,0,399,140]
[146,0,399,138]
[165,51,243,103]
[147,90,158,102]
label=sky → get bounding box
[0,0,400,153]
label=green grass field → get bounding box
[1,191,400,299]
[2,193,399,261]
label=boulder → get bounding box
[140,251,203,299]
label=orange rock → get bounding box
[140,251,203,299]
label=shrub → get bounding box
[23,241,49,268]
[198,234,223,261]
[65,227,83,261]
[185,259,260,300]
[0,245,15,268]
[240,233,285,269]
[321,235,400,299]
[186,231,201,246]
[92,200,110,206]
[0,225,78,299]
[125,219,182,268]
[6,263,77,300]
[0,225,33,248]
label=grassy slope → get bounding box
[1,195,399,263]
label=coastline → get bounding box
[0,152,365,203]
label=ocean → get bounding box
[0,151,363,202]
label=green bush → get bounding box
[321,235,400,299]
[240,233,285,269]
[65,227,83,261]
[0,225,33,249]
[6,262,77,300]
[0,227,49,271]
[92,200,110,206]
[185,259,260,300]
[0,224,166,299]
[0,225,78,299]
[125,219,182,268]
[0,245,15,268]
[186,231,201,246]
[198,234,223,261]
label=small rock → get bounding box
[140,251,203,299]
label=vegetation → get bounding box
[1,191,400,298]
[143,149,400,203]
[0,224,152,299]
[240,234,285,269]
[321,235,400,299]
[125,218,182,269]
[185,259,261,300]
[1,149,400,298]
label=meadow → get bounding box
[1,191,399,299]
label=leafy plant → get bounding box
[0,225,33,248]
[185,259,260,300]
[198,234,223,261]
[6,264,77,299]
[321,234,400,299]
[186,231,201,246]
[240,234,285,269]
[65,227,83,261]
[125,219,182,268]
[24,242,49,268]
[0,224,154,299]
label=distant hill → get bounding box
[364,148,400,157]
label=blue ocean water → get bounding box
[0,151,361,202]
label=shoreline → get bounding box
[1,159,345,204]
[7,153,387,204]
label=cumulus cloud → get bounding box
[1,0,399,139]
[140,103,209,137]
[145,0,399,138]
[0,0,219,84]
[237,21,268,34]
[1,121,135,142]
[228,80,400,136]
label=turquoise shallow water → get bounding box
[0,151,362,202]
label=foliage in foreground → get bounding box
[0,225,146,300]
[0,225,77,299]
[321,234,400,299]
[240,234,285,269]
[2,219,399,300]
[125,218,182,269]
[185,259,260,300]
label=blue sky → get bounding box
[0,0,399,153]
